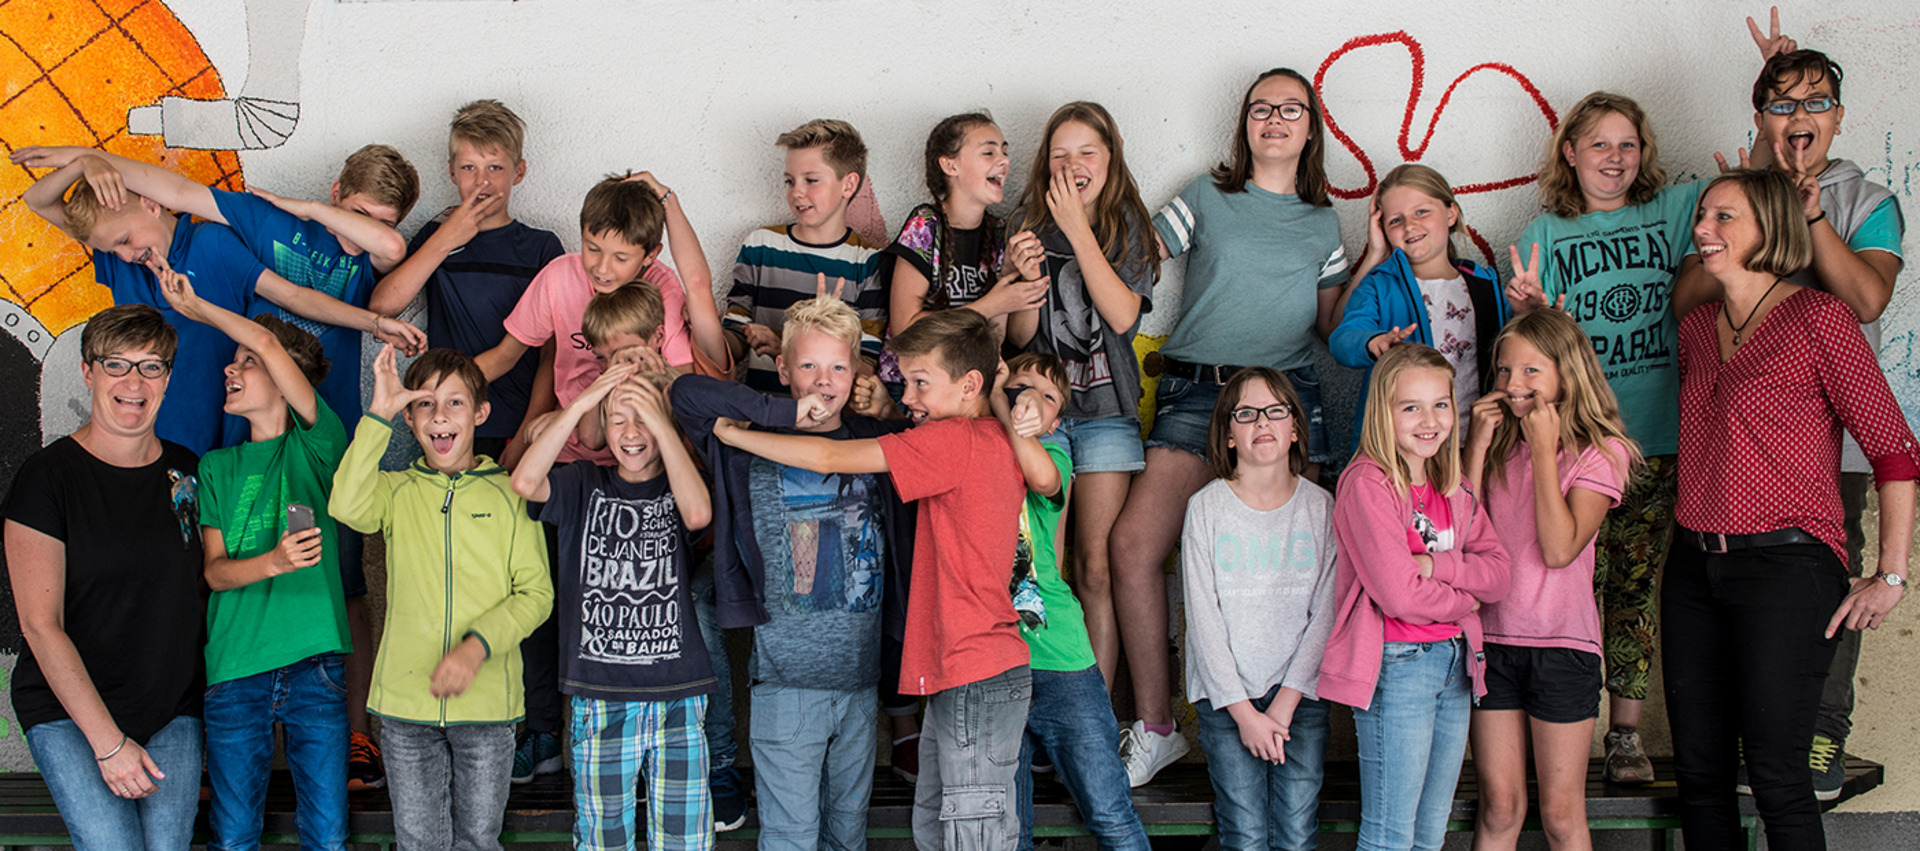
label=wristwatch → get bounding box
[1874,571,1908,588]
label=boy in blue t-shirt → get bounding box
[15,148,427,456]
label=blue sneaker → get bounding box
[511,730,563,785]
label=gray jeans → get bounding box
[383,720,516,851]
[913,666,1032,851]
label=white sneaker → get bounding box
[1118,720,1189,787]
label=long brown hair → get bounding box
[1536,92,1668,219]
[1015,102,1160,279]
[1482,310,1641,495]
[1210,68,1331,207]
[918,112,1003,312]
[1205,366,1308,479]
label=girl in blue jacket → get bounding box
[1330,164,1511,445]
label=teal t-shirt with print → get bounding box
[199,398,351,684]
[1518,181,1703,456]
[1019,442,1094,671]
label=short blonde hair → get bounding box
[598,372,676,425]
[1703,169,1813,277]
[1353,345,1461,497]
[582,283,666,349]
[1537,92,1668,219]
[777,119,868,181]
[337,144,421,220]
[62,179,122,242]
[780,296,862,360]
[449,99,527,163]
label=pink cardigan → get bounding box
[1317,456,1512,710]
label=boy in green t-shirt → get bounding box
[154,261,351,850]
[996,352,1150,851]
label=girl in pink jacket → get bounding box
[1320,344,1510,851]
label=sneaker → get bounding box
[1119,721,1189,788]
[712,765,749,832]
[1810,735,1845,802]
[1031,745,1054,776]
[1605,727,1655,785]
[510,730,563,785]
[1735,740,1752,795]
[347,730,386,791]
[892,733,921,784]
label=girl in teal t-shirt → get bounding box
[1507,91,1701,786]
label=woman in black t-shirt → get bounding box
[4,305,206,847]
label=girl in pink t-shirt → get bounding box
[1463,309,1639,850]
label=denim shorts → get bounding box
[1051,415,1146,474]
[1145,365,1332,464]
[1477,643,1603,723]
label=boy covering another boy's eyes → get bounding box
[708,309,1031,850]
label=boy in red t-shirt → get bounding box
[711,309,1030,849]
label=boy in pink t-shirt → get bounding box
[709,309,1030,851]
[474,171,731,465]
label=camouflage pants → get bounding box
[1593,454,1676,702]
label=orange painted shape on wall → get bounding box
[0,0,243,336]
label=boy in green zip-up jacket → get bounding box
[331,344,553,851]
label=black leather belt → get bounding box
[1160,356,1246,385]
[1681,527,1821,554]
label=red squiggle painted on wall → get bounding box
[1314,31,1561,264]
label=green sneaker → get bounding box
[1810,735,1844,802]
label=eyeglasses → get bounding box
[93,356,171,379]
[1229,404,1294,424]
[1762,96,1840,116]
[1247,102,1307,122]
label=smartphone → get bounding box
[287,504,316,535]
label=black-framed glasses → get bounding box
[93,356,171,379]
[1248,102,1307,122]
[1762,96,1839,116]
[1229,404,1294,424]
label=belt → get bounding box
[1681,527,1821,554]
[1160,356,1246,385]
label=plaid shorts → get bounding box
[570,695,712,851]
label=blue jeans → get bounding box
[692,558,738,771]
[1195,686,1330,851]
[204,654,349,851]
[750,684,877,851]
[26,715,202,851]
[1352,638,1472,851]
[1017,666,1148,851]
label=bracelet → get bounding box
[1808,211,1827,226]
[96,734,126,762]
[661,188,674,201]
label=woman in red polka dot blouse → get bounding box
[1667,168,1917,851]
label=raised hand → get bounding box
[795,393,833,429]
[149,257,211,323]
[741,324,781,357]
[8,145,88,171]
[1009,392,1045,439]
[1520,399,1562,452]
[438,188,507,248]
[1045,165,1093,241]
[578,360,640,412]
[1362,196,1390,265]
[1747,7,1797,60]
[368,344,433,420]
[1774,140,1825,221]
[246,185,316,219]
[1007,230,1047,282]
[1468,390,1508,449]
[616,376,676,436]
[1711,147,1756,174]
[813,272,848,301]
[849,374,898,420]
[372,316,427,356]
[77,155,130,211]
[1504,243,1564,313]
[623,170,671,200]
[1366,325,1416,358]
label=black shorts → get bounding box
[1478,643,1602,723]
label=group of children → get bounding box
[6,8,1903,851]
